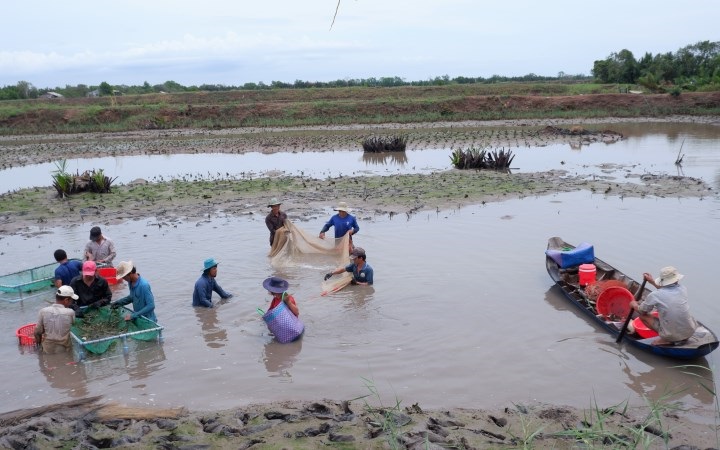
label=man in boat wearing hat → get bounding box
[629,266,698,346]
[265,197,287,246]
[34,286,78,354]
[324,247,374,286]
[318,201,359,251]
[111,261,157,323]
[84,226,117,267]
[192,258,233,308]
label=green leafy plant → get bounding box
[352,377,407,449]
[51,159,74,197]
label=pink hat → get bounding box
[82,260,97,276]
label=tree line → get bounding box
[0,73,589,101]
[592,40,720,92]
[1,40,717,100]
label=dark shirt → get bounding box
[265,211,287,245]
[193,273,232,308]
[69,275,112,308]
[55,260,82,286]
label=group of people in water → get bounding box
[34,199,375,353]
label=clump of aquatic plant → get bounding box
[51,159,74,197]
[362,135,407,153]
[450,145,515,170]
[88,168,117,193]
[353,377,408,449]
[50,160,117,197]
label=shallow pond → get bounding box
[0,122,719,422]
[1,122,719,193]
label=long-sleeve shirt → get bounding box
[84,237,117,266]
[70,275,112,308]
[320,213,360,239]
[115,275,157,322]
[265,211,287,245]
[193,274,232,308]
[34,303,75,354]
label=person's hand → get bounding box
[324,273,333,281]
[319,232,325,239]
[350,279,358,285]
[224,294,233,300]
[124,314,131,321]
[110,302,120,309]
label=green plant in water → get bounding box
[51,159,73,197]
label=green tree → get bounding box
[99,81,113,96]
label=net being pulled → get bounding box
[269,220,353,295]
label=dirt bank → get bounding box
[0,396,716,449]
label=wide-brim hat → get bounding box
[267,197,281,207]
[655,266,684,286]
[334,201,350,212]
[56,285,79,300]
[263,276,289,294]
[203,258,219,272]
[82,260,97,276]
[115,261,134,279]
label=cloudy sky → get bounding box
[2,0,717,89]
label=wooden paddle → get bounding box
[616,278,647,343]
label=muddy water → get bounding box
[1,192,719,418]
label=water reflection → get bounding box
[195,304,228,348]
[262,339,303,378]
[618,351,715,406]
[125,342,167,382]
[362,152,408,165]
[38,352,89,397]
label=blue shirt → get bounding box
[116,275,157,322]
[320,213,360,238]
[345,262,374,285]
[193,273,232,308]
[55,260,82,286]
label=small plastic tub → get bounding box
[16,323,36,345]
[97,267,119,285]
[633,312,659,338]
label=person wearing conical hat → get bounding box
[265,197,287,246]
[318,201,359,246]
[111,261,157,323]
[629,266,697,346]
[192,258,233,308]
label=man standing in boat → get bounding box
[629,266,698,345]
[84,226,117,267]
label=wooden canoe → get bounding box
[546,236,718,359]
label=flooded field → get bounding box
[1,122,719,424]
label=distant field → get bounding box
[1,83,719,135]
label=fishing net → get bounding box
[71,306,160,355]
[585,279,628,301]
[269,220,353,295]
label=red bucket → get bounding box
[16,323,36,346]
[98,267,119,285]
[596,286,634,319]
[633,312,659,338]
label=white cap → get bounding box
[56,285,79,300]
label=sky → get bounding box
[1,0,718,89]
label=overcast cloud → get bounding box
[1,0,717,88]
